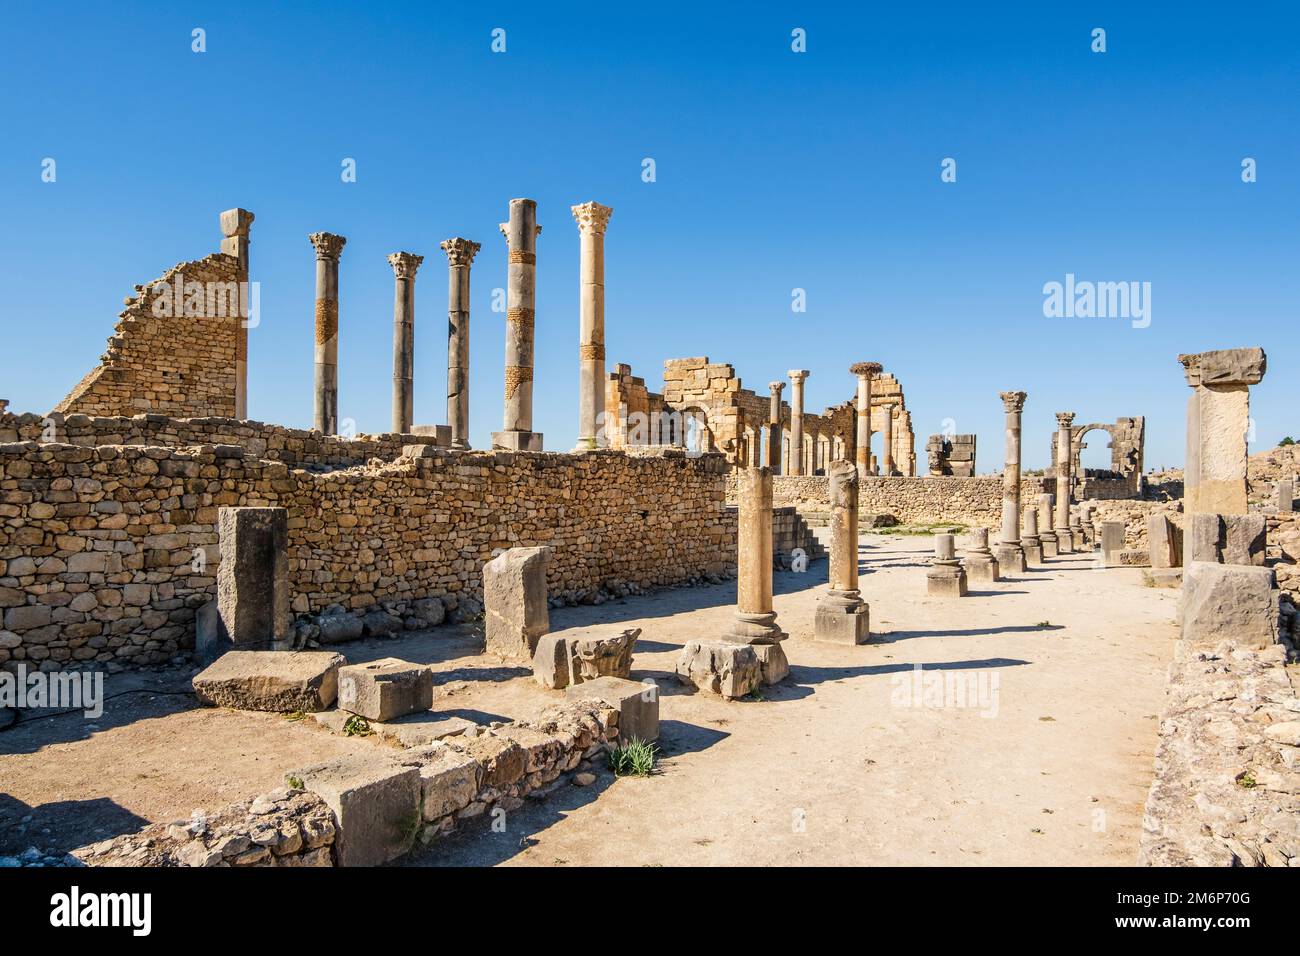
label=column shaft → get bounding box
[787,370,809,476]
[441,238,480,449]
[767,382,784,473]
[309,232,346,434]
[388,252,422,434]
[573,202,613,450]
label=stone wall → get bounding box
[0,410,441,472]
[0,443,735,670]
[54,254,244,419]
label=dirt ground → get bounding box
[0,534,1175,865]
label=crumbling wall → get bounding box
[54,255,244,419]
[0,443,736,670]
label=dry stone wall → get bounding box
[0,442,735,670]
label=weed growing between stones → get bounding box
[609,737,657,777]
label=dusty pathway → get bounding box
[411,534,1175,866]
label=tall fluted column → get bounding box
[995,391,1027,573]
[309,232,346,434]
[387,252,423,433]
[725,467,786,645]
[492,198,544,452]
[441,238,480,450]
[850,362,881,476]
[787,370,810,476]
[572,201,613,451]
[767,381,784,473]
[881,403,896,475]
[814,460,871,644]
[1054,412,1076,552]
[220,208,254,420]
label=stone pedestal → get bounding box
[814,460,870,644]
[483,546,552,662]
[850,362,881,476]
[995,391,1027,573]
[787,370,809,476]
[207,506,290,662]
[494,198,544,451]
[1100,521,1126,567]
[572,201,613,451]
[309,232,346,434]
[1022,507,1043,566]
[220,208,254,420]
[767,381,784,473]
[1037,493,1058,557]
[1179,348,1267,515]
[927,533,968,597]
[387,252,423,434]
[440,238,480,450]
[1276,478,1294,513]
[963,527,1000,583]
[1148,514,1183,569]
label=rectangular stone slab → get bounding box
[567,675,659,742]
[192,650,344,712]
[337,658,433,721]
[292,754,422,867]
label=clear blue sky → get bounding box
[2,1,1295,471]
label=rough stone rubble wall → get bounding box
[1138,642,1300,867]
[0,410,441,472]
[54,255,243,419]
[0,443,735,669]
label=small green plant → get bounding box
[745,686,767,702]
[609,737,657,777]
[282,710,307,722]
[285,775,304,791]
[1279,436,1295,447]
[1237,771,1257,789]
[1037,620,1053,627]
[343,714,372,737]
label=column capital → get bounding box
[1055,411,1076,428]
[1178,348,1267,387]
[387,251,424,279]
[220,208,254,237]
[309,232,347,261]
[1000,390,1027,413]
[768,381,785,395]
[788,369,811,385]
[571,201,613,235]
[850,361,882,380]
[439,237,481,267]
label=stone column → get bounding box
[814,460,870,644]
[726,467,786,646]
[572,201,613,451]
[492,198,544,452]
[387,252,423,434]
[1038,492,1058,557]
[963,527,1000,582]
[309,232,346,434]
[1179,348,1267,514]
[220,208,254,420]
[787,370,809,476]
[881,403,896,475]
[1054,412,1076,551]
[767,381,784,473]
[199,506,290,662]
[995,391,1027,573]
[850,362,881,476]
[440,238,480,450]
[1022,506,1042,565]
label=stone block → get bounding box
[753,642,790,685]
[1181,561,1278,650]
[1148,514,1182,569]
[316,611,364,644]
[926,566,968,597]
[293,754,422,866]
[192,650,344,712]
[1146,568,1182,589]
[398,744,481,821]
[994,543,1025,575]
[452,734,527,789]
[963,554,1000,583]
[216,507,290,649]
[1100,521,1126,567]
[1178,347,1267,386]
[531,626,639,690]
[675,641,761,700]
[1117,549,1150,567]
[483,546,551,662]
[813,599,870,644]
[1276,478,1295,513]
[490,430,544,452]
[337,658,433,721]
[567,675,659,742]
[1188,513,1266,566]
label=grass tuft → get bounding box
[609,737,658,777]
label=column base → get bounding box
[927,564,968,597]
[411,424,452,446]
[964,554,1000,583]
[722,611,787,645]
[1040,531,1058,558]
[1022,536,1043,566]
[491,430,544,452]
[994,542,1026,574]
[1056,530,1074,553]
[753,643,790,685]
[813,592,871,644]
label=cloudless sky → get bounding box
[1,1,1295,471]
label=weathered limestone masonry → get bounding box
[1037,493,1058,557]
[440,237,480,450]
[493,198,544,452]
[0,443,735,671]
[1181,348,1267,514]
[814,459,870,643]
[572,201,613,451]
[56,211,251,420]
[1021,506,1042,566]
[205,507,291,660]
[962,527,999,582]
[0,411,443,471]
[310,232,347,435]
[1050,416,1145,495]
[927,532,968,597]
[767,381,784,472]
[388,251,423,434]
[1054,412,1075,551]
[881,402,898,475]
[995,391,1028,574]
[850,362,879,475]
[787,370,810,476]
[927,433,975,477]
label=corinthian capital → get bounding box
[571,201,614,235]
[1000,390,1027,413]
[387,251,424,279]
[1055,411,1076,428]
[309,232,347,261]
[768,381,785,396]
[788,369,811,385]
[440,237,481,268]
